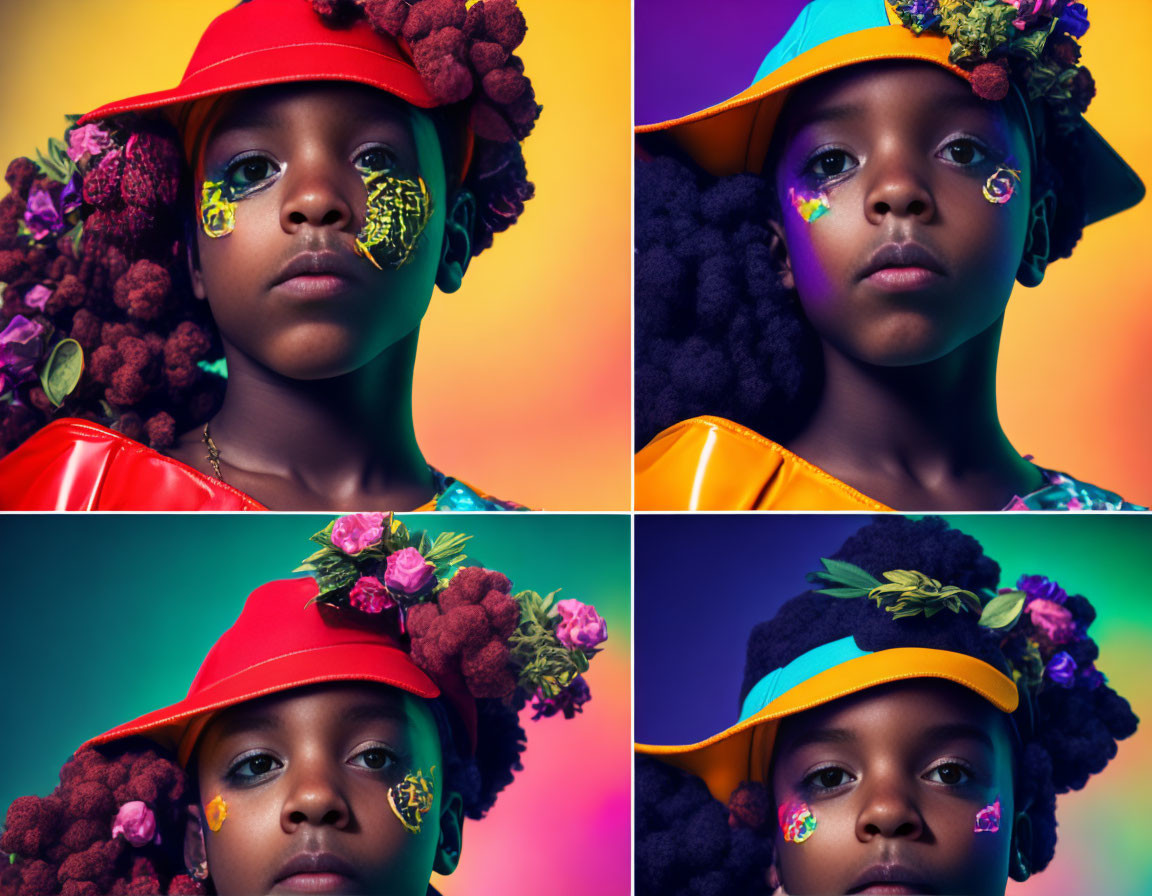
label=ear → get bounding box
[767,217,794,291]
[435,189,476,294]
[186,226,208,301]
[1008,809,1033,882]
[183,803,209,880]
[1016,187,1055,288]
[433,790,464,876]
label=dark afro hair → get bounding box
[635,82,1093,447]
[635,516,1138,889]
[0,0,539,458]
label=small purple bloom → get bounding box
[384,547,436,596]
[111,801,160,847]
[23,186,64,241]
[331,512,385,555]
[1058,2,1089,37]
[555,598,608,651]
[61,175,83,215]
[349,575,397,614]
[1045,651,1077,687]
[1026,599,1076,644]
[530,675,591,720]
[973,797,1001,833]
[1080,663,1105,690]
[0,315,47,393]
[1016,574,1067,605]
[67,124,113,162]
[24,286,51,311]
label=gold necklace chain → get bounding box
[202,423,224,481]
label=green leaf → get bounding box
[882,569,921,587]
[425,531,471,566]
[979,590,1026,630]
[39,339,83,407]
[813,585,871,598]
[815,558,883,590]
[66,221,83,254]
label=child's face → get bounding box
[771,62,1036,368]
[190,82,454,380]
[769,679,1016,895]
[191,682,454,896]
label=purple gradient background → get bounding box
[635,0,807,125]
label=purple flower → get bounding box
[67,124,113,162]
[1016,574,1067,605]
[61,174,83,215]
[111,801,160,847]
[555,598,608,651]
[1026,599,1076,644]
[1079,663,1105,690]
[331,512,385,555]
[1045,651,1077,687]
[24,286,51,311]
[973,797,1001,833]
[349,575,397,614]
[531,675,591,720]
[1057,2,1089,37]
[384,547,435,596]
[23,186,64,241]
[0,315,47,393]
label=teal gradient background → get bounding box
[635,514,1151,896]
[0,513,631,896]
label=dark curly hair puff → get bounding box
[635,517,1137,893]
[0,0,540,457]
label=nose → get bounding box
[864,147,935,224]
[280,757,352,832]
[279,157,356,233]
[855,773,926,842]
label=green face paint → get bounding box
[354,170,433,270]
[200,180,237,238]
[388,766,436,834]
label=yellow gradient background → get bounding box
[0,0,631,510]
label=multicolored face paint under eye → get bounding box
[353,171,433,271]
[388,766,436,834]
[778,799,817,843]
[982,166,1021,205]
[974,796,1001,833]
[200,180,237,238]
[205,794,228,832]
[789,187,831,223]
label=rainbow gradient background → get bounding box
[637,0,1152,507]
[0,0,631,510]
[636,513,1152,896]
[0,513,631,896]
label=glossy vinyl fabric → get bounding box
[634,416,892,511]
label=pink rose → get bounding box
[24,285,51,311]
[67,124,113,162]
[349,575,396,614]
[1026,599,1076,644]
[384,547,435,595]
[111,801,159,847]
[331,512,385,555]
[555,599,607,650]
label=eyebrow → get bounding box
[781,727,857,751]
[793,91,998,133]
[344,702,408,726]
[920,723,996,751]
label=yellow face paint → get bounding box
[789,187,831,223]
[200,180,237,238]
[354,171,432,270]
[388,766,436,834]
[205,794,228,832]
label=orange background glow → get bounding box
[0,0,631,510]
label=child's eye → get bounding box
[923,761,971,786]
[805,149,857,180]
[938,139,987,167]
[349,746,397,771]
[224,154,280,194]
[228,752,282,780]
[354,146,398,175]
[804,765,855,791]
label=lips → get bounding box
[272,851,361,893]
[271,249,365,290]
[858,242,946,284]
[846,862,936,894]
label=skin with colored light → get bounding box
[162,81,478,510]
[769,61,1053,510]
[769,679,1017,895]
[186,682,462,896]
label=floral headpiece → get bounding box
[889,0,1095,135]
[808,559,1104,709]
[296,513,608,721]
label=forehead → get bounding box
[209,81,418,137]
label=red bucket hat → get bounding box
[78,0,437,125]
[79,577,477,764]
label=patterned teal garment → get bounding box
[1005,469,1146,511]
[429,468,527,511]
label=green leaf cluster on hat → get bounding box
[807,558,1027,629]
[508,589,591,698]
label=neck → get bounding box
[208,330,429,495]
[787,320,1038,505]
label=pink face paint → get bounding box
[982,167,1020,204]
[974,796,1001,833]
[778,799,817,843]
[789,187,830,223]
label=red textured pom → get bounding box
[168,873,209,895]
[470,40,507,75]
[5,157,39,196]
[470,102,515,143]
[402,0,466,42]
[476,0,526,51]
[70,309,104,350]
[970,61,1010,101]
[482,67,527,104]
[0,248,25,281]
[145,412,176,448]
[480,589,518,638]
[363,0,410,35]
[113,260,172,322]
[412,27,474,104]
[82,151,124,210]
[460,639,516,697]
[59,818,104,853]
[65,782,114,821]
